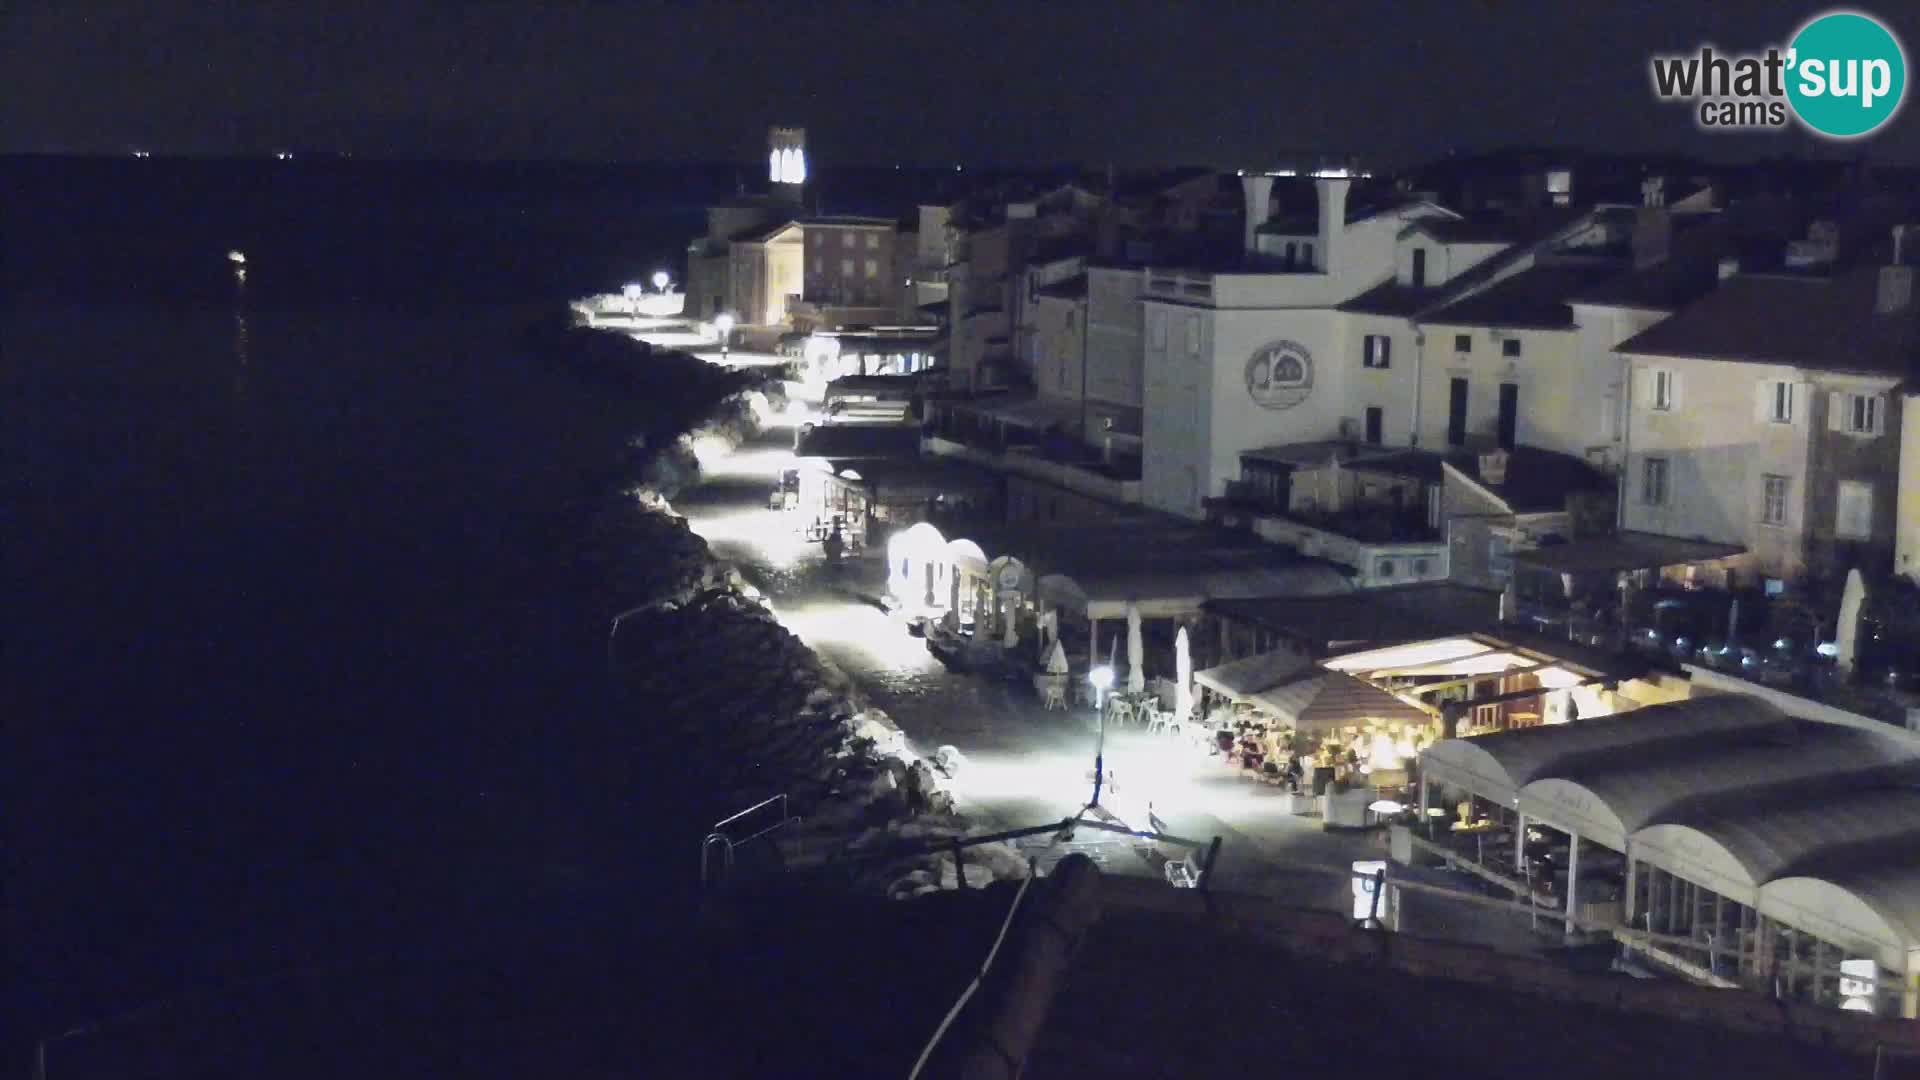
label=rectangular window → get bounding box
[1362,334,1392,369]
[1150,311,1167,350]
[1501,338,1522,358]
[1643,456,1669,505]
[1454,334,1472,353]
[1837,480,1874,539]
[1761,473,1789,525]
[1835,391,1884,435]
[1301,242,1314,266]
[1766,380,1793,423]
[1411,248,1427,287]
[1186,314,1201,357]
[840,259,854,276]
[866,233,879,249]
[812,258,823,274]
[864,259,878,278]
[1652,369,1675,411]
[841,233,854,248]
[1364,406,1383,445]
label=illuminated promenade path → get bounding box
[635,322,1547,952]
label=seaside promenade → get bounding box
[634,319,1544,953]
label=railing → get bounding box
[699,793,802,889]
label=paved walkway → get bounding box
[638,322,1549,953]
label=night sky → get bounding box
[4,0,1916,166]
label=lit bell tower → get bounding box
[769,126,806,206]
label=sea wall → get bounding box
[602,343,1022,897]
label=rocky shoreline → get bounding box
[598,341,1026,897]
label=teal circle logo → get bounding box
[1787,11,1906,138]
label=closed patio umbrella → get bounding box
[1004,603,1020,649]
[1175,626,1193,723]
[1126,605,1146,694]
[1047,639,1070,675]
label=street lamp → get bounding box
[622,283,643,314]
[714,311,735,359]
[1088,664,1115,807]
[652,270,671,293]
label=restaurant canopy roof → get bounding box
[1512,531,1746,575]
[1519,720,1915,850]
[1193,649,1315,702]
[1419,693,1790,805]
[1250,670,1433,732]
[1421,693,1920,973]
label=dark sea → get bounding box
[0,155,956,1070]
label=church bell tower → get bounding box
[769,126,807,206]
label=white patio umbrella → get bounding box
[1174,626,1193,723]
[1126,605,1146,694]
[1047,639,1070,675]
[1837,567,1867,671]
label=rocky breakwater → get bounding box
[559,324,1024,898]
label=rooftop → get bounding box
[1206,583,1500,648]
[1615,265,1920,377]
[731,219,801,243]
[803,215,898,228]
[1420,262,1627,330]
[1513,530,1747,575]
[1445,445,1613,515]
[1034,274,1089,300]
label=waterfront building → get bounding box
[1615,228,1916,589]
[1139,173,1457,519]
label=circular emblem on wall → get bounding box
[1245,340,1314,410]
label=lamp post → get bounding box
[714,312,735,359]
[1088,664,1115,807]
[652,270,671,293]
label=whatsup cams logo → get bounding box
[1650,10,1906,138]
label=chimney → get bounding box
[1241,173,1274,254]
[1877,265,1914,315]
[1316,176,1351,275]
[1717,256,1741,281]
[1632,207,1671,269]
[1478,449,1509,486]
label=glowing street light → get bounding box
[1088,663,1116,807]
[1088,664,1115,711]
[714,312,735,359]
[652,270,671,293]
